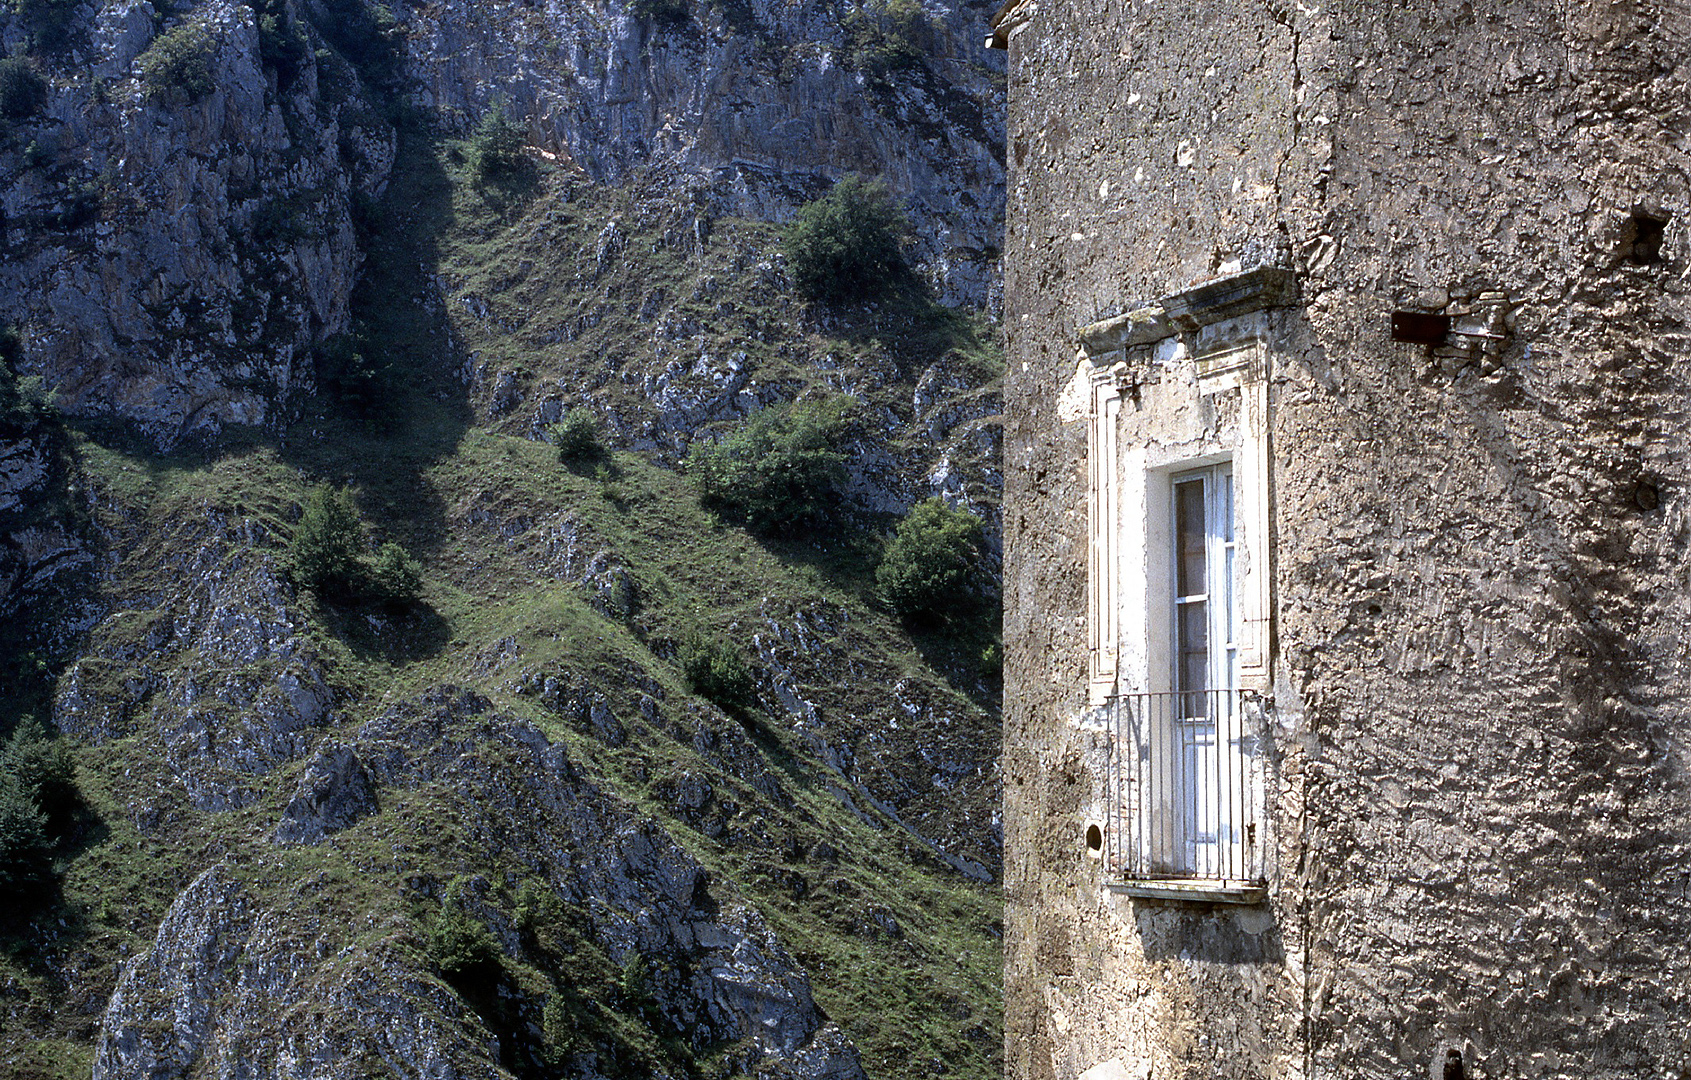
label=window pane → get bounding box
[1175,479,1206,597]
[1178,600,1208,694]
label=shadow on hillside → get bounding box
[819,276,1001,382]
[280,122,469,581]
[316,597,452,665]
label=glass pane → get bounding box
[1178,600,1208,696]
[1175,479,1206,597]
[1222,471,1234,543]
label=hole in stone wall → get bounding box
[1624,210,1669,265]
[1634,477,1661,511]
[1084,822,1103,855]
[1442,1049,1465,1080]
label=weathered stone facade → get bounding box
[996,1,1691,1078]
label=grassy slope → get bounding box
[0,129,1001,1080]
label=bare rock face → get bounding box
[273,741,378,845]
[54,506,335,810]
[92,686,867,1080]
[93,864,506,1080]
[392,0,1006,308]
[0,0,394,447]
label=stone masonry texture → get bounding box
[999,1,1691,1079]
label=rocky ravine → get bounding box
[0,0,1003,448]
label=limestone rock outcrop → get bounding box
[0,0,394,446]
[93,686,868,1080]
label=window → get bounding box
[1074,269,1289,900]
[1101,460,1256,886]
[1172,463,1236,708]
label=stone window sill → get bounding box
[1107,879,1267,905]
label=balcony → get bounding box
[1096,689,1268,903]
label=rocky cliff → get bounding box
[0,0,1002,449]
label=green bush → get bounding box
[549,409,601,462]
[138,21,219,103]
[631,0,690,25]
[470,98,530,181]
[842,0,929,81]
[876,497,983,621]
[0,327,55,431]
[369,540,422,608]
[288,486,428,608]
[0,56,46,120]
[426,881,502,980]
[678,629,755,710]
[3,718,77,831]
[0,769,48,895]
[288,485,365,599]
[783,175,909,303]
[252,0,309,84]
[685,397,854,534]
[0,718,75,898]
[12,0,78,52]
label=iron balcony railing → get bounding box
[1102,689,1267,885]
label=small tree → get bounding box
[426,880,501,981]
[678,629,754,710]
[3,717,77,833]
[549,410,601,462]
[0,767,49,895]
[0,57,46,120]
[685,397,854,535]
[289,485,365,599]
[138,21,219,103]
[783,175,908,303]
[368,540,423,609]
[471,98,530,181]
[876,497,983,621]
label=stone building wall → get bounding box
[998,0,1691,1078]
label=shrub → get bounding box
[678,629,754,710]
[0,768,48,895]
[685,397,853,534]
[0,56,46,120]
[631,0,690,24]
[876,497,983,620]
[783,175,909,303]
[470,98,530,181]
[842,0,929,80]
[12,0,78,52]
[3,717,77,832]
[252,0,309,83]
[541,995,584,1060]
[288,485,365,599]
[426,882,501,980]
[138,21,219,103]
[369,540,422,608]
[549,410,601,462]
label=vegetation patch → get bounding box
[841,0,931,83]
[783,175,909,303]
[0,57,46,121]
[138,20,219,103]
[685,396,855,535]
[877,497,984,622]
